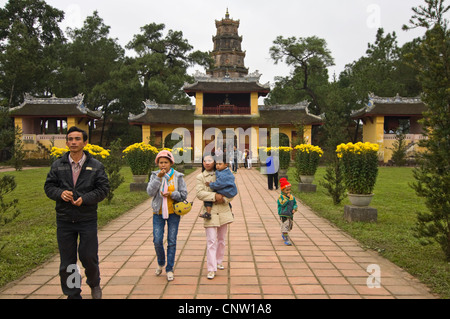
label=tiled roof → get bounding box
[352,94,426,118]
[9,94,101,118]
[129,100,322,126]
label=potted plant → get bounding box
[122,142,158,182]
[336,142,379,206]
[294,144,323,184]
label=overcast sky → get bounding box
[2,0,431,86]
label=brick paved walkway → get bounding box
[0,168,437,299]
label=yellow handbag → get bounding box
[173,200,193,216]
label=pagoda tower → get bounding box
[208,9,249,78]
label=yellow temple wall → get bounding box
[194,92,204,115]
[362,116,385,161]
[251,92,259,115]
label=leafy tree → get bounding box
[56,11,125,102]
[126,23,212,104]
[319,82,349,205]
[320,158,346,205]
[12,126,25,171]
[0,107,14,160]
[320,82,354,155]
[0,0,65,106]
[404,0,450,260]
[339,28,422,110]
[268,36,334,114]
[103,139,125,204]
[0,175,20,251]
[389,132,412,166]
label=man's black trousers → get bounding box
[57,219,100,298]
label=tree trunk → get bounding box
[9,81,15,107]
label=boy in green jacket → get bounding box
[277,178,298,246]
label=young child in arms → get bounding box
[200,158,238,219]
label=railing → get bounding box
[203,105,251,115]
[22,134,37,144]
[37,134,66,141]
[384,134,427,141]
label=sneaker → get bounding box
[207,271,215,279]
[155,265,163,276]
[91,286,102,299]
[217,264,225,270]
[167,271,174,281]
[282,234,292,246]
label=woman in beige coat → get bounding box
[196,155,234,280]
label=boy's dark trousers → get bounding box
[57,219,100,298]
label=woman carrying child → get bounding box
[196,154,235,280]
[147,150,187,282]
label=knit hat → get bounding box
[155,150,175,164]
[280,178,291,190]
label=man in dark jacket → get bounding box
[44,126,109,299]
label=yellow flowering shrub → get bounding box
[336,142,379,194]
[294,144,323,181]
[50,144,110,161]
[50,146,69,159]
[122,142,159,175]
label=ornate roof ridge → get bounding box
[23,93,85,105]
[185,71,270,89]
[129,101,195,121]
[368,93,422,105]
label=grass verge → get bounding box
[289,166,449,299]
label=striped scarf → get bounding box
[160,168,174,219]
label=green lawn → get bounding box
[0,166,150,288]
[289,166,449,299]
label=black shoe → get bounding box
[91,286,102,299]
[199,212,212,220]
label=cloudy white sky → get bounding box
[2,0,429,86]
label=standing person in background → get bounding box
[44,126,110,299]
[266,151,279,190]
[247,149,253,169]
[232,146,240,173]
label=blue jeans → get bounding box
[153,213,181,272]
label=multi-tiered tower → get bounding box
[208,9,249,78]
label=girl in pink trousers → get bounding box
[196,154,234,279]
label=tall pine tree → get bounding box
[404,0,450,260]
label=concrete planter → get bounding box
[348,193,374,207]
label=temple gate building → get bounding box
[352,93,427,163]
[129,10,322,163]
[9,94,100,159]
